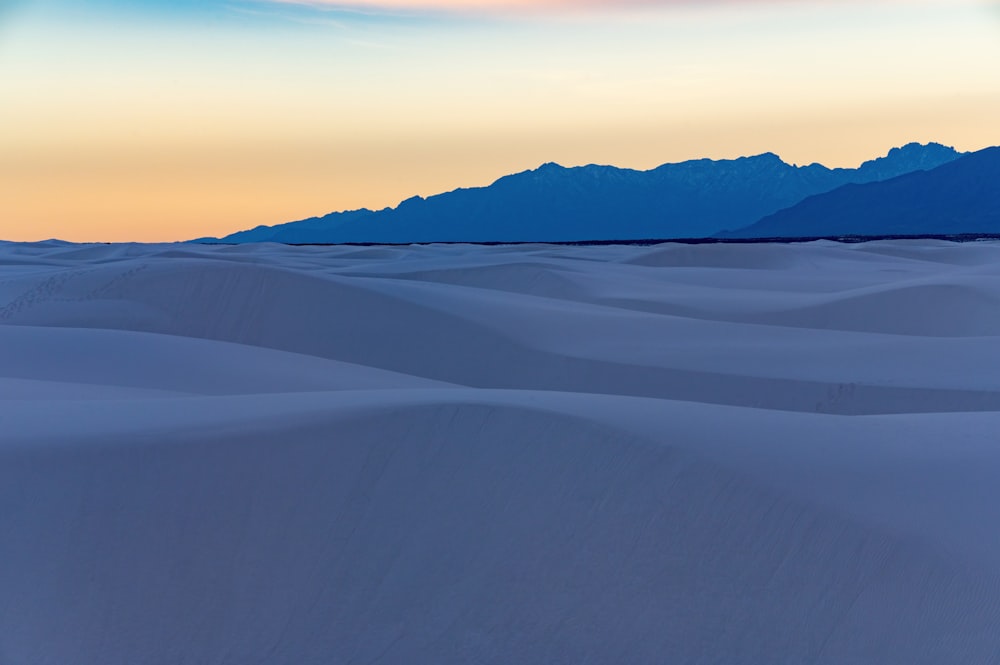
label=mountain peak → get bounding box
[747,152,784,162]
[726,145,1000,238]
[857,142,963,180]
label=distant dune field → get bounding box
[3,239,1000,663]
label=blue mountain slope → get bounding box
[206,142,963,244]
[725,147,1000,239]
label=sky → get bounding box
[1,0,999,242]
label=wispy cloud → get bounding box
[255,0,988,14]
[251,0,762,17]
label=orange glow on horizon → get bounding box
[3,94,997,243]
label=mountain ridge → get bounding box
[723,146,1000,239]
[202,142,966,244]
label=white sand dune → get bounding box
[2,239,1000,663]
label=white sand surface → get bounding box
[2,239,1000,663]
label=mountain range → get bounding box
[724,146,1000,239]
[203,142,986,244]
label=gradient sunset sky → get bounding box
[2,0,999,242]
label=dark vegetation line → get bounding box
[201,233,1000,248]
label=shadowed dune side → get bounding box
[385,261,590,302]
[0,325,449,396]
[3,252,1000,413]
[850,239,1000,265]
[743,281,1000,337]
[623,242,802,269]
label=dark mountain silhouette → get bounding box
[205,142,963,244]
[725,147,1000,239]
